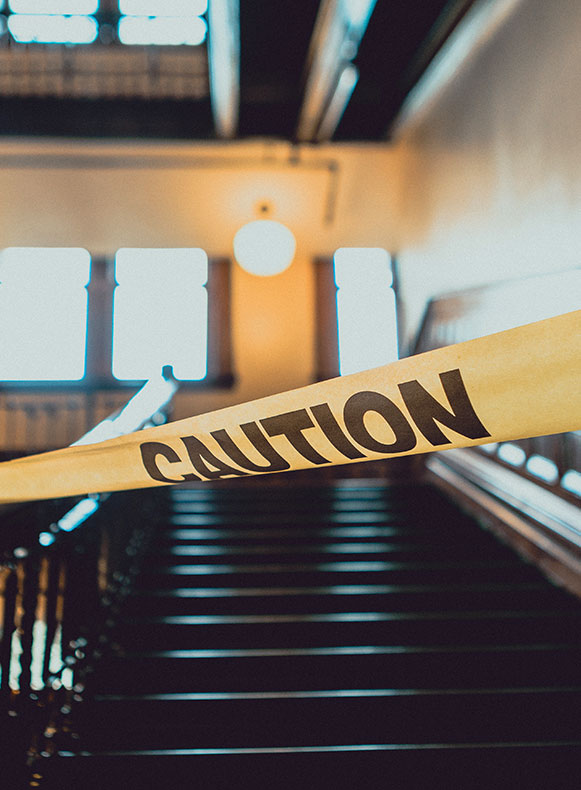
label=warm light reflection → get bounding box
[334,247,398,376]
[233,220,296,277]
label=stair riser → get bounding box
[92,649,581,694]
[77,692,581,750]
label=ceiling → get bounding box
[0,0,475,141]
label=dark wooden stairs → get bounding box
[40,477,581,788]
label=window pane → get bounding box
[9,1,98,13]
[118,14,206,46]
[119,0,207,16]
[8,13,98,43]
[334,247,398,376]
[0,248,90,381]
[112,248,208,381]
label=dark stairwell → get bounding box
[30,474,581,789]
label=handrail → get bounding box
[413,271,581,504]
[415,273,581,595]
[0,366,178,521]
[71,365,178,448]
[0,368,179,774]
[33,366,179,542]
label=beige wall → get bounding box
[393,0,581,350]
[0,138,399,425]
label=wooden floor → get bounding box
[40,478,581,788]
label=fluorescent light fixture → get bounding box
[207,0,240,138]
[343,0,377,32]
[316,63,358,141]
[297,0,376,141]
[9,0,98,12]
[118,14,207,46]
[8,12,98,43]
[233,220,296,277]
[119,0,208,16]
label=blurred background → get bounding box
[0,0,578,450]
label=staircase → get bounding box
[40,477,581,788]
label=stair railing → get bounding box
[0,367,178,771]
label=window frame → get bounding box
[314,251,402,381]
[0,251,234,392]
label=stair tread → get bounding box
[43,478,581,786]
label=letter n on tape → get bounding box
[399,368,490,446]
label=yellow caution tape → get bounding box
[1,310,579,504]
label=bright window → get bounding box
[8,1,98,12]
[0,248,90,381]
[119,0,207,14]
[112,248,208,382]
[7,13,98,43]
[7,1,98,44]
[118,0,207,46]
[334,247,398,375]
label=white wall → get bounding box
[393,0,581,350]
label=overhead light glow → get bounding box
[119,0,207,15]
[343,0,377,32]
[233,220,296,277]
[317,63,359,141]
[8,13,98,43]
[118,14,206,45]
[297,0,376,141]
[562,469,581,497]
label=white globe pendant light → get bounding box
[233,218,296,277]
